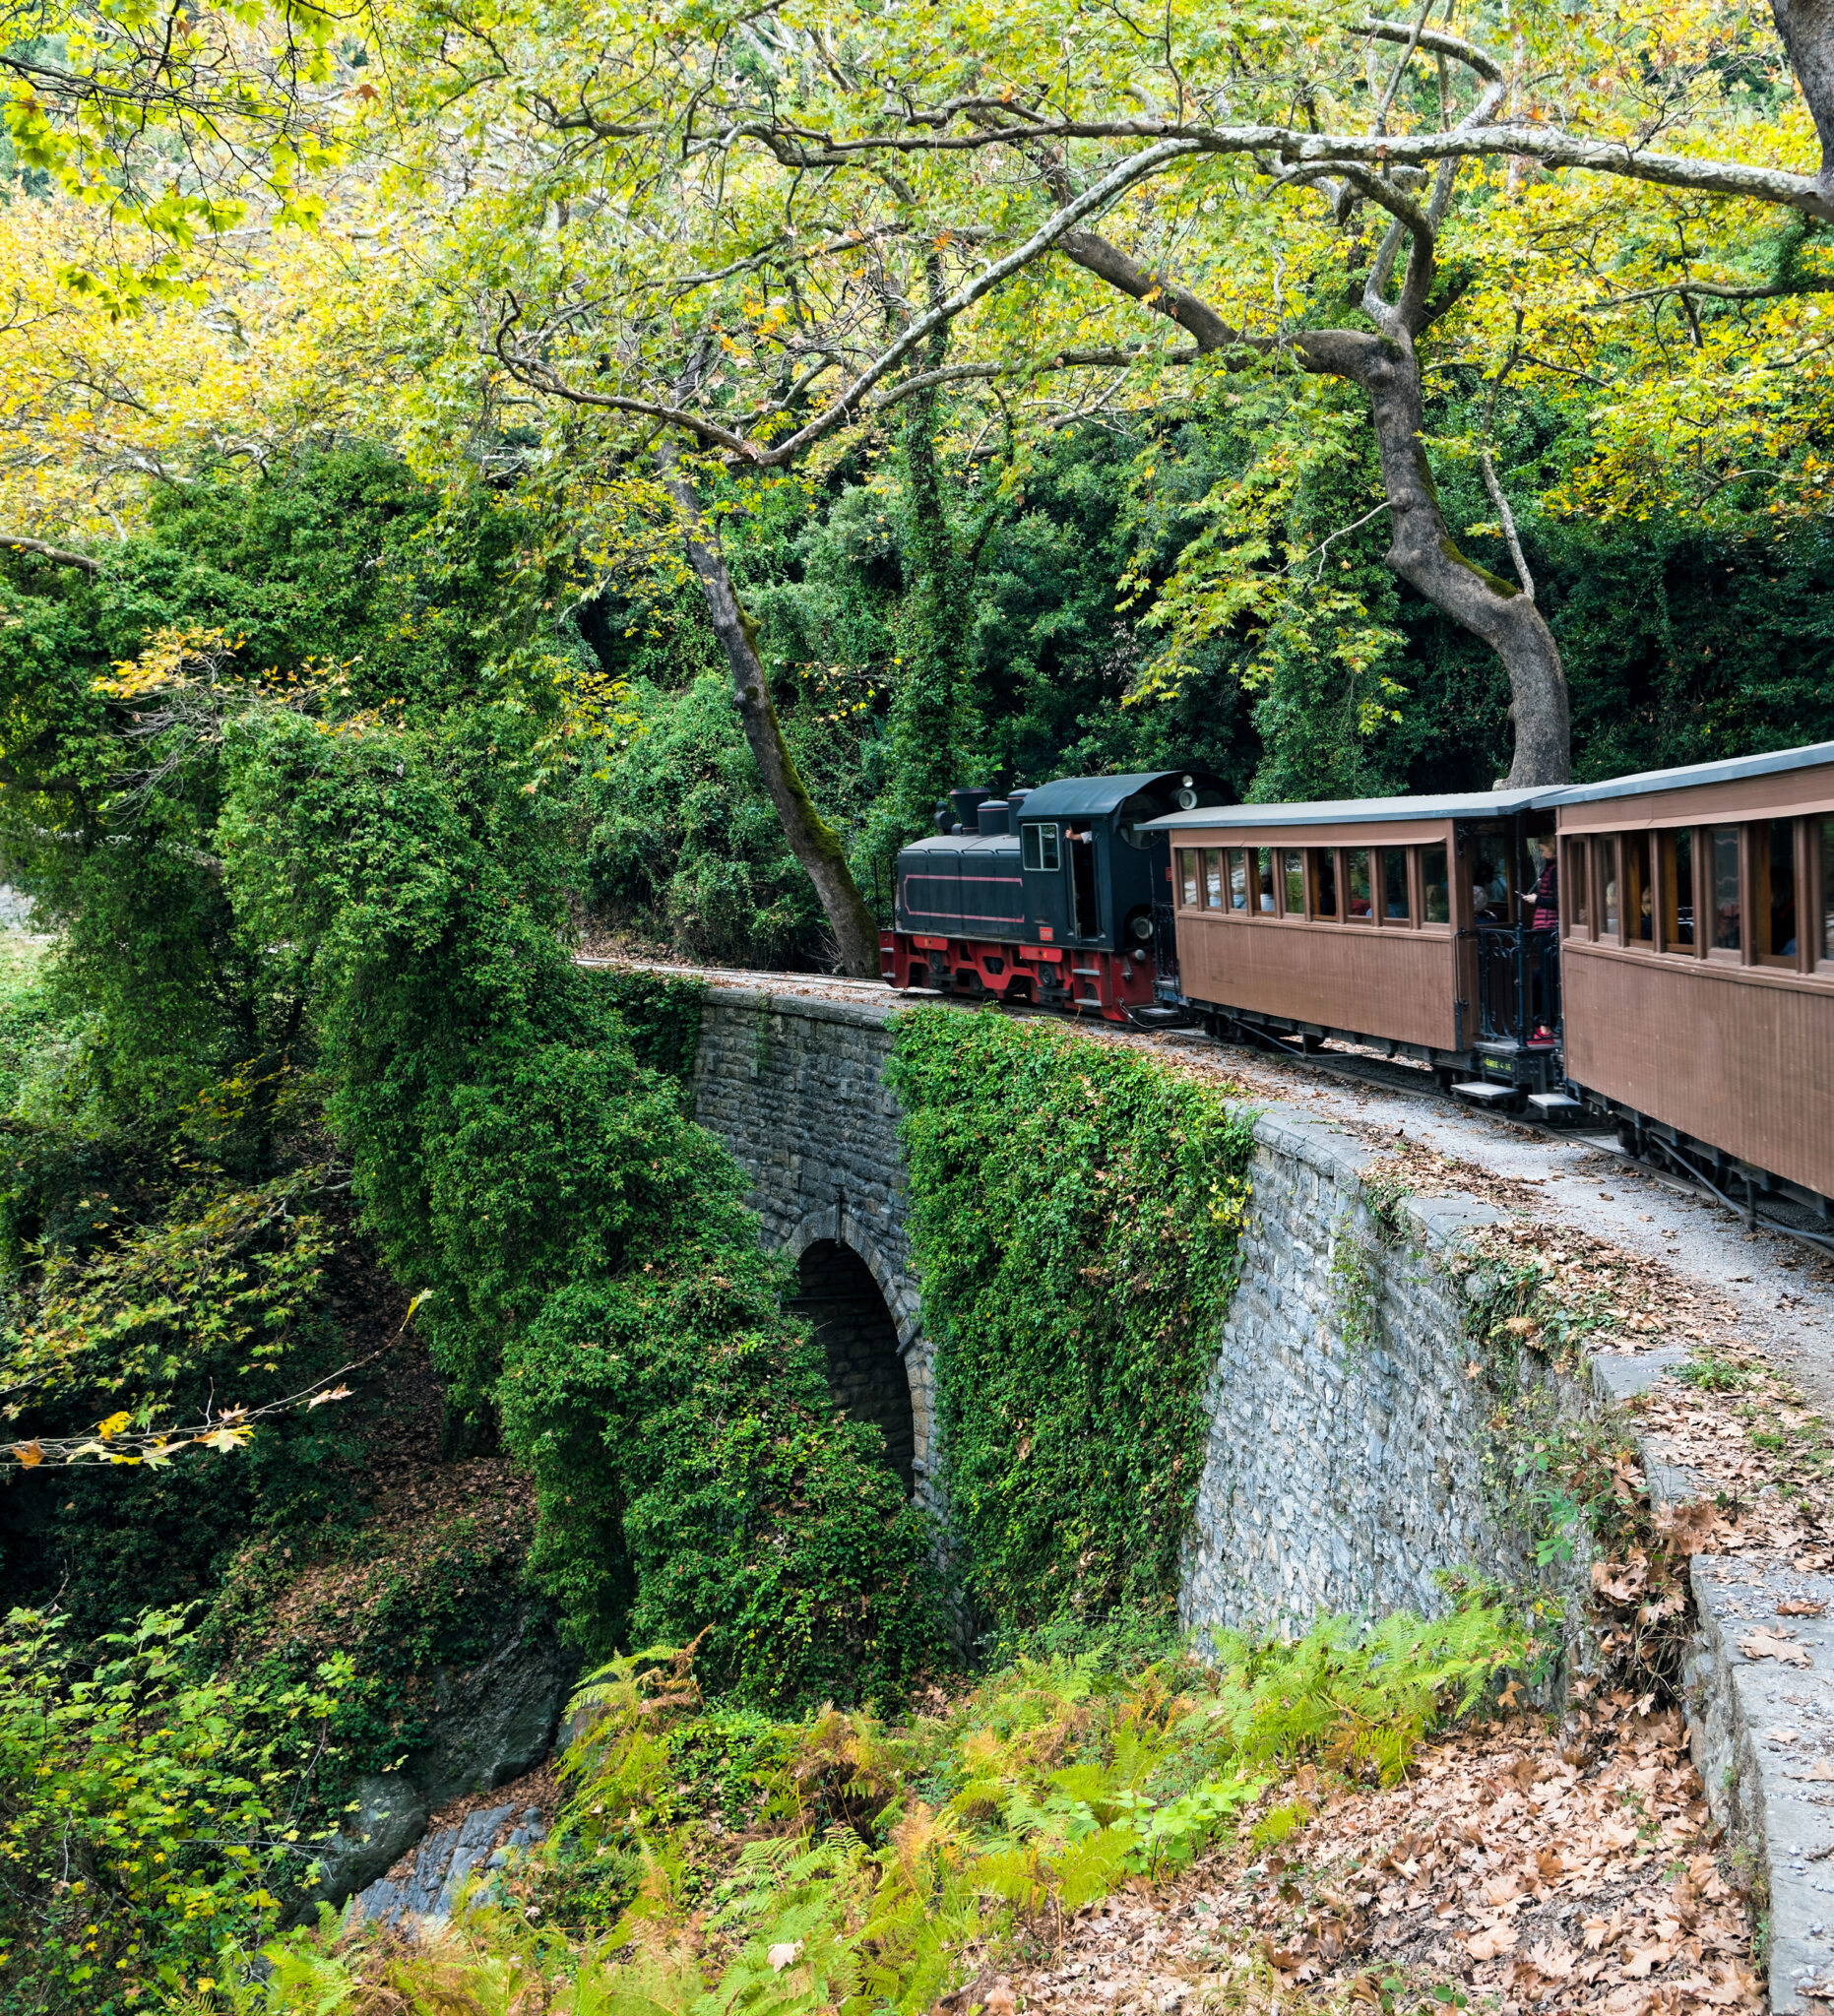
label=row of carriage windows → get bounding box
[1565,818,1834,971]
[1177,819,1834,972]
[1176,844,1454,927]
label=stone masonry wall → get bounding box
[690,987,937,1498]
[1181,1107,1523,1635]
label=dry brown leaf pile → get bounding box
[1007,1695,1756,2016]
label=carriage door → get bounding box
[1067,829,1101,938]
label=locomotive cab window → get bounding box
[1022,822,1061,872]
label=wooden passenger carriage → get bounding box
[1144,788,1566,1096]
[1553,742,1834,1209]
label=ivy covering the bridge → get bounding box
[888,1009,1255,1637]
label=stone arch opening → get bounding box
[789,1238,917,1491]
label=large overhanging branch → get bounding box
[495,133,1208,464]
[733,117,1831,220]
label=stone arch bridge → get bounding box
[689,982,1510,1632]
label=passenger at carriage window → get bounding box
[1638,884,1653,940]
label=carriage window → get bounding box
[1758,819,1798,965]
[1822,818,1834,965]
[1470,834,1512,924]
[1423,845,1450,925]
[1202,848,1225,911]
[1255,849,1277,913]
[1565,840,1589,934]
[1345,850,1372,920]
[1711,828,1742,950]
[1227,849,1249,912]
[1601,840,1619,937]
[1023,823,1061,872]
[1282,850,1305,915]
[1659,829,1694,952]
[1177,849,1200,908]
[1626,833,1652,945]
[1378,849,1410,922]
[1309,850,1337,918]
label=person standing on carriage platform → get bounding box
[1523,837,1558,931]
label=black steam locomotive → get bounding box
[880,771,1226,1019]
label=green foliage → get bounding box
[244,1605,1525,2014]
[887,1009,1254,1633]
[221,702,945,1709]
[0,1606,348,2015]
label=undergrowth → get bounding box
[240,1602,1526,2015]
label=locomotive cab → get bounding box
[883,769,1227,1019]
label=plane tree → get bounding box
[11,0,1834,965]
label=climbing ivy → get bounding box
[887,1010,1254,1634]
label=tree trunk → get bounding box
[1296,326,1571,787]
[1773,0,1834,208]
[1053,227,1571,786]
[660,458,883,976]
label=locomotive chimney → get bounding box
[949,787,990,834]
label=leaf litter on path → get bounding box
[1003,1692,1756,2016]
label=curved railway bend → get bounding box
[587,952,1834,2013]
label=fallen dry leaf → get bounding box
[1779,1599,1828,1616]
[1739,1628,1813,1667]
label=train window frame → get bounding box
[1422,843,1451,929]
[1564,838,1590,937]
[1597,836,1617,941]
[1308,849,1337,919]
[1754,818,1799,970]
[1176,847,1209,911]
[1227,848,1249,913]
[1343,848,1373,923]
[1708,826,1743,959]
[1623,833,1652,950]
[1377,847,1411,926]
[1282,850,1306,918]
[1202,847,1225,911]
[1657,826,1697,957]
[1254,847,1277,915]
[1816,816,1834,971]
[1023,822,1062,873]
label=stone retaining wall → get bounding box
[1181,1108,1521,1634]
